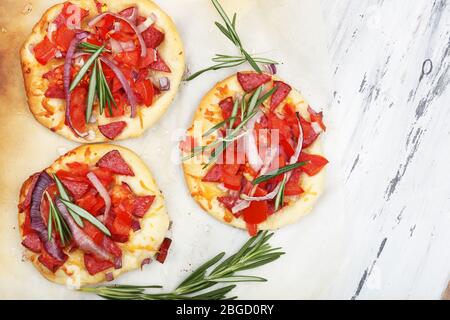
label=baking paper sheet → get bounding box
[0,0,345,299]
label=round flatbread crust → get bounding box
[18,144,170,287]
[182,74,326,231]
[21,0,185,143]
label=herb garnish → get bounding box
[252,161,308,185]
[45,192,72,245]
[186,0,278,81]
[53,174,110,236]
[81,231,284,300]
[182,85,276,169]
[69,44,116,123]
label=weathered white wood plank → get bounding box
[323,0,450,299]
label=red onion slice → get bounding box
[87,172,111,223]
[119,7,138,24]
[64,31,90,137]
[265,63,277,75]
[100,56,138,118]
[119,40,136,52]
[159,77,170,91]
[89,12,147,57]
[245,112,264,172]
[109,38,123,54]
[231,199,251,214]
[30,172,65,261]
[56,198,113,262]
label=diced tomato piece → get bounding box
[110,30,135,42]
[83,221,104,245]
[280,137,295,159]
[92,14,114,29]
[270,81,292,110]
[76,189,99,211]
[91,167,114,187]
[284,168,304,196]
[38,248,66,273]
[132,195,155,218]
[299,153,329,176]
[68,86,87,133]
[106,92,126,117]
[242,201,269,224]
[246,223,258,237]
[142,25,165,48]
[67,162,90,176]
[99,121,127,140]
[202,164,222,182]
[84,254,113,275]
[156,238,172,263]
[21,233,42,253]
[114,49,140,68]
[54,25,76,51]
[110,183,134,207]
[111,209,132,242]
[149,52,171,72]
[135,79,154,106]
[308,106,326,131]
[97,150,135,176]
[237,72,272,93]
[33,37,58,65]
[223,174,241,191]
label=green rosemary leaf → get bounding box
[185,60,247,81]
[202,117,236,138]
[52,174,84,227]
[242,49,262,73]
[81,231,283,300]
[86,62,97,123]
[97,60,105,115]
[214,22,235,44]
[70,45,105,91]
[228,98,240,128]
[275,176,287,211]
[59,198,111,236]
[253,161,308,185]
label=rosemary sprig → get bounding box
[186,0,278,81]
[53,174,84,227]
[53,174,110,236]
[45,192,72,245]
[252,161,308,185]
[274,175,288,211]
[69,44,105,91]
[80,231,284,300]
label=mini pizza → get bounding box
[18,144,171,286]
[181,72,328,236]
[21,0,184,142]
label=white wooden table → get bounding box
[322,0,450,299]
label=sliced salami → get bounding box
[150,52,171,73]
[133,195,156,218]
[237,72,271,92]
[98,121,127,140]
[142,25,165,49]
[270,81,292,110]
[97,150,135,176]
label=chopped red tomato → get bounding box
[139,49,157,68]
[223,174,241,191]
[83,221,104,245]
[218,196,239,212]
[54,25,76,51]
[76,189,105,216]
[67,162,90,176]
[68,86,87,133]
[246,223,258,237]
[114,49,140,68]
[106,92,126,117]
[299,153,329,176]
[156,238,172,263]
[91,167,114,187]
[284,168,304,196]
[135,79,154,106]
[84,254,113,275]
[111,208,132,243]
[299,116,320,148]
[242,200,269,224]
[34,37,58,65]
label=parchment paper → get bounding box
[0,0,345,299]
